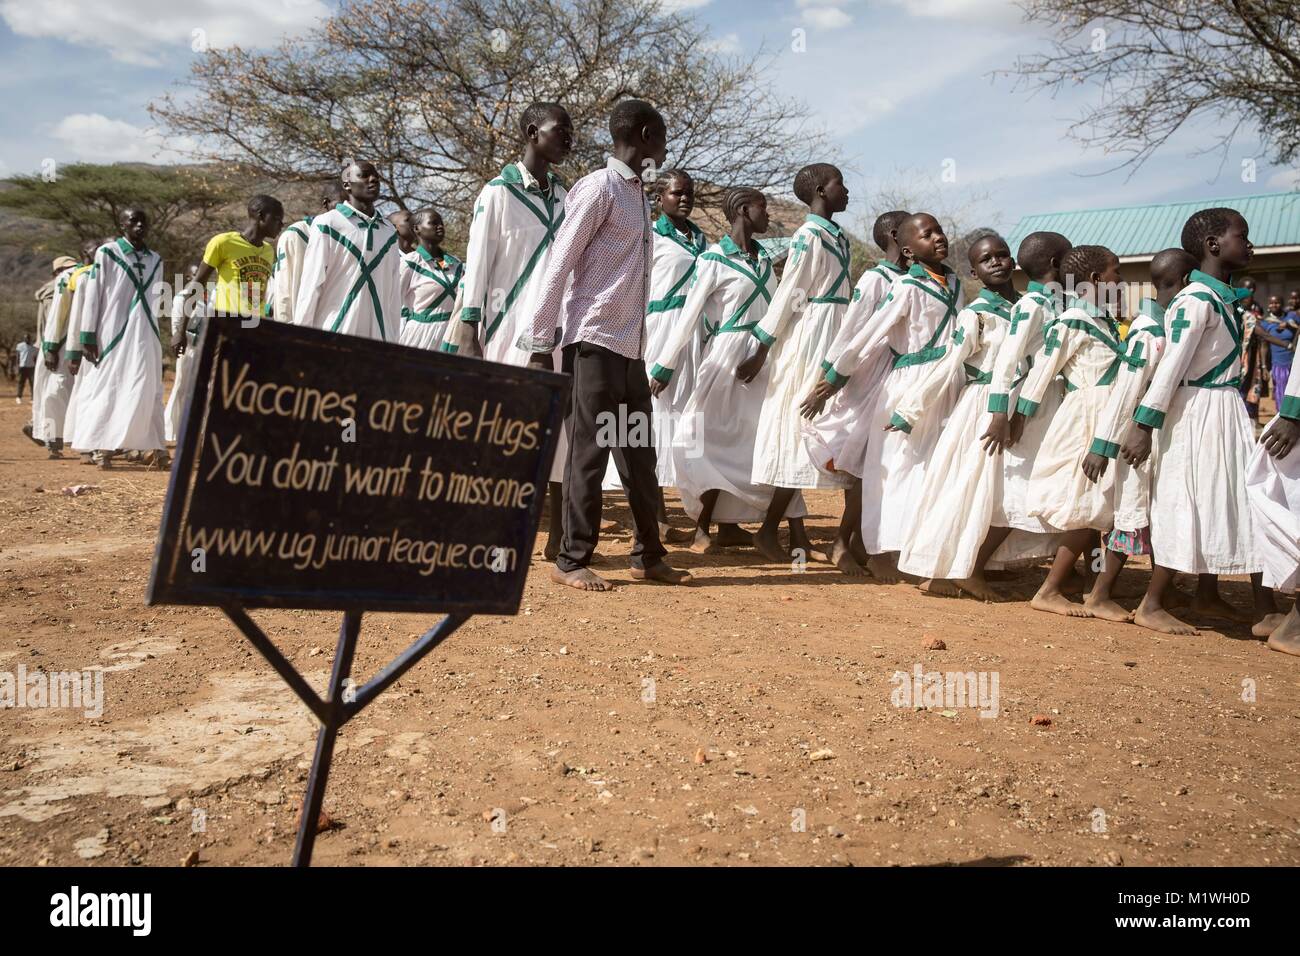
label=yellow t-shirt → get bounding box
[202,231,275,315]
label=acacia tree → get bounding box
[1011,1,1300,172]
[149,0,828,235]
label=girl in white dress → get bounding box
[649,188,807,552]
[738,164,852,565]
[1013,245,1126,618]
[887,235,1047,601]
[1247,366,1300,654]
[398,208,463,353]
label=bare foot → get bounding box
[1190,593,1251,623]
[714,524,753,548]
[849,534,871,567]
[543,535,560,561]
[661,522,695,544]
[689,529,719,554]
[920,578,959,597]
[866,554,901,584]
[1060,567,1087,596]
[954,574,1002,603]
[550,566,613,591]
[631,562,693,585]
[1267,608,1300,655]
[1163,585,1192,608]
[1133,603,1198,635]
[1030,588,1094,618]
[1252,612,1286,638]
[827,540,867,577]
[1083,594,1133,622]
[754,526,789,563]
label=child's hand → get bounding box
[735,345,768,384]
[68,358,80,375]
[43,349,58,371]
[1008,411,1026,446]
[1261,417,1299,459]
[1081,452,1109,483]
[1121,424,1153,466]
[980,412,1010,456]
[648,377,667,399]
[526,352,551,370]
[799,380,836,419]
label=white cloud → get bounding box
[803,7,852,29]
[48,113,197,164]
[702,32,741,54]
[1266,167,1300,191]
[880,0,1021,22]
[0,0,329,66]
[657,0,713,10]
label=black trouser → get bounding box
[16,367,34,399]
[558,341,666,573]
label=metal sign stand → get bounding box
[220,603,469,866]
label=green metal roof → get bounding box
[1006,191,1300,259]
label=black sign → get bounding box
[148,317,568,614]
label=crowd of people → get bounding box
[18,98,1300,654]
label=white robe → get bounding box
[802,259,904,475]
[61,267,95,448]
[750,215,852,489]
[271,217,313,322]
[1246,369,1300,590]
[1020,300,1126,531]
[986,284,1063,533]
[1089,300,1168,534]
[892,291,1050,579]
[72,239,165,452]
[451,163,569,483]
[165,287,205,443]
[35,266,79,442]
[1136,274,1259,575]
[397,249,463,352]
[649,237,806,523]
[831,263,965,553]
[642,214,707,487]
[293,203,402,342]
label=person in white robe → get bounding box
[272,182,348,323]
[1125,209,1277,636]
[1013,246,1127,617]
[1079,248,1197,621]
[979,232,1073,545]
[648,188,806,552]
[444,103,573,557]
[165,263,204,443]
[737,164,851,566]
[72,210,166,468]
[801,213,964,582]
[61,241,110,465]
[293,161,402,342]
[888,235,1049,600]
[1247,361,1300,654]
[801,210,910,569]
[397,207,463,352]
[35,255,81,456]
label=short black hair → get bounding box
[1180,207,1245,258]
[609,99,663,145]
[722,187,764,224]
[1149,248,1197,286]
[1062,244,1116,283]
[321,180,349,206]
[966,231,1009,265]
[656,168,692,193]
[413,206,442,226]
[1016,231,1071,280]
[248,194,283,219]
[519,101,567,137]
[872,210,910,250]
[793,163,841,205]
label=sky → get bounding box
[1,0,1296,239]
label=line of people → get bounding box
[21,98,1299,655]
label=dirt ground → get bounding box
[1,382,1297,868]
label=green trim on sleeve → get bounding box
[888,412,912,434]
[751,326,775,347]
[1133,404,1165,428]
[439,342,459,354]
[1280,395,1300,421]
[1089,437,1120,459]
[824,367,848,389]
[1015,396,1040,418]
[987,392,1010,414]
[460,306,482,324]
[65,349,82,361]
[649,364,674,384]
[79,331,96,346]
